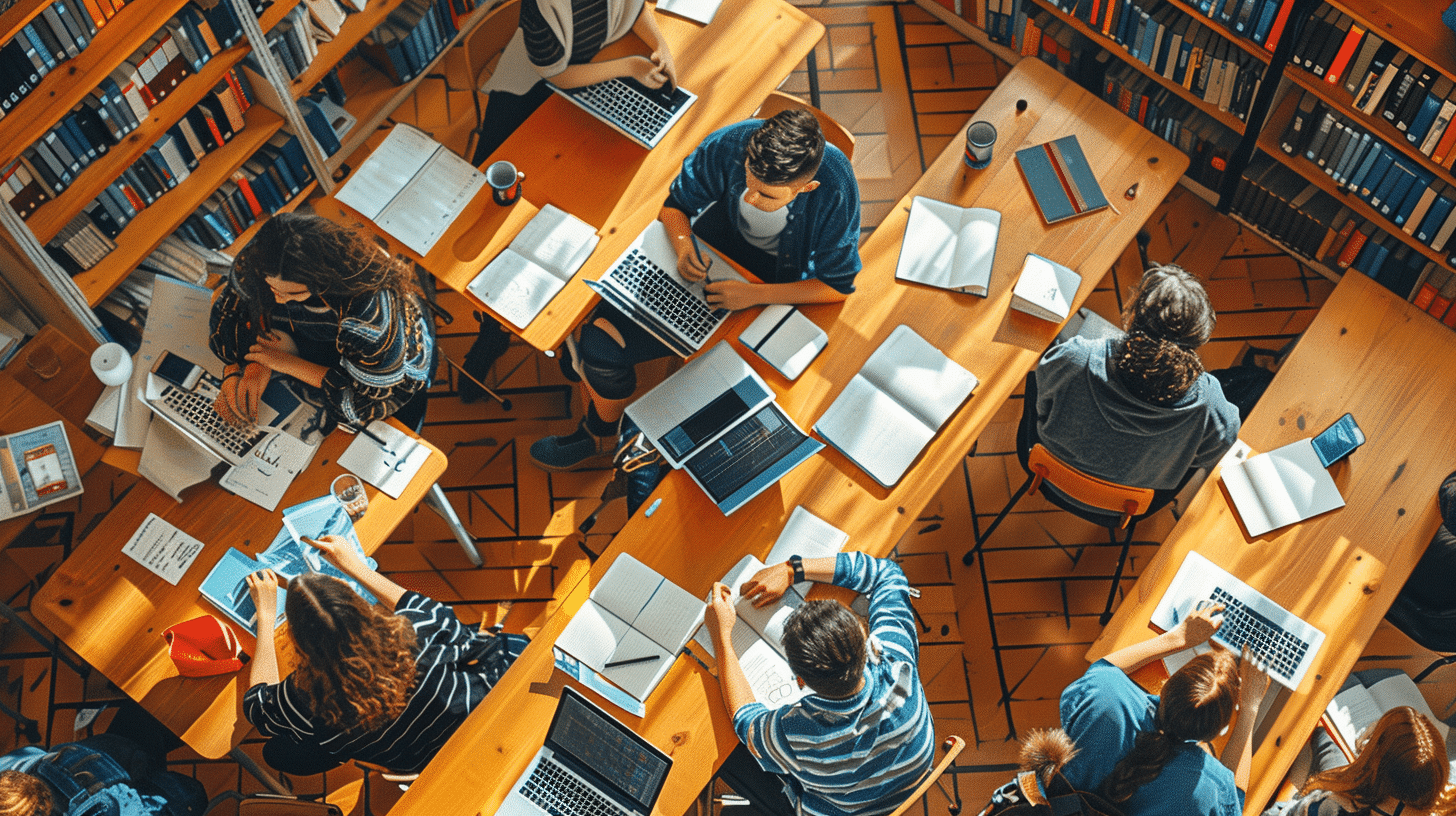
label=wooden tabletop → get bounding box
[317,0,826,352]
[390,58,1186,816]
[0,370,106,547]
[30,423,447,760]
[1087,270,1456,815]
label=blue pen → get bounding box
[690,233,713,276]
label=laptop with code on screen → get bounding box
[494,686,672,816]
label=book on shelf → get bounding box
[813,324,978,488]
[1011,252,1080,322]
[1221,437,1344,536]
[466,204,600,330]
[0,420,84,522]
[893,197,1000,296]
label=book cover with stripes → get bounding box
[1015,135,1111,224]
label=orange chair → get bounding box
[886,736,966,816]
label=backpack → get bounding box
[976,730,1126,816]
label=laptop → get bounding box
[549,76,697,149]
[143,360,313,466]
[496,686,672,816]
[625,342,822,514]
[1150,551,1326,691]
[585,220,744,358]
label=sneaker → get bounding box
[529,420,615,471]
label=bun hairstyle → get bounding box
[1100,650,1240,804]
[1113,265,1215,406]
[1302,706,1456,815]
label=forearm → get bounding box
[547,58,639,89]
[1104,629,1189,674]
[250,622,281,687]
[1221,706,1258,790]
[711,630,757,715]
[661,206,695,257]
[339,561,408,608]
[262,352,328,388]
[632,5,669,53]
[738,279,847,306]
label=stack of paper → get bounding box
[466,205,600,329]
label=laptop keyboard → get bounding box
[160,384,266,459]
[564,77,691,145]
[611,249,724,345]
[1208,586,1312,683]
[521,760,629,816]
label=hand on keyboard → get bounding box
[1237,644,1272,709]
[704,279,759,311]
[622,57,670,90]
[1172,601,1226,650]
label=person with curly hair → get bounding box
[1059,604,1271,816]
[1034,264,1240,500]
[208,212,435,431]
[242,536,527,775]
[1266,706,1455,816]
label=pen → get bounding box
[690,233,713,276]
[355,424,394,455]
[605,654,661,669]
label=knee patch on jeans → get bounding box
[579,318,636,400]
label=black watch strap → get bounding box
[789,555,805,583]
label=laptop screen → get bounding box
[548,688,671,809]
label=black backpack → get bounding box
[975,730,1126,816]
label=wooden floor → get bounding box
[3,3,1453,815]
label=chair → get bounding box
[396,386,484,568]
[961,371,1172,626]
[887,736,965,816]
[754,90,856,161]
[1383,491,1456,682]
[204,790,343,816]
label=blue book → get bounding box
[1366,239,1393,279]
[297,98,341,156]
[1251,0,1280,44]
[1351,234,1383,275]
[56,114,96,163]
[1347,141,1383,192]
[1139,14,1159,65]
[1174,39,1192,85]
[1016,135,1111,224]
[1115,0,1136,47]
[1370,160,1413,211]
[1334,134,1371,187]
[1392,172,1435,225]
[1407,91,1443,145]
[1328,130,1363,182]
[1358,149,1395,199]
[22,24,56,70]
[1417,194,1455,244]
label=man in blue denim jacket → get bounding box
[532,110,862,470]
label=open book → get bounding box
[466,205,600,329]
[1221,438,1345,536]
[693,555,814,709]
[554,554,705,702]
[0,421,83,521]
[334,123,487,256]
[1325,672,1450,759]
[1010,254,1080,322]
[814,325,978,488]
[894,197,1000,296]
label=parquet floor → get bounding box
[3,4,1453,816]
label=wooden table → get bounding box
[316,0,825,352]
[390,58,1185,816]
[1087,270,1456,815]
[0,370,106,553]
[31,424,447,760]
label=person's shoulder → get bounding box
[1039,335,1102,369]
[1195,373,1241,430]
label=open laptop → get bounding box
[549,76,697,149]
[143,357,313,466]
[585,220,744,358]
[625,342,822,514]
[496,686,672,816]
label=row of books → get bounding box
[263,4,321,80]
[176,128,316,250]
[361,0,479,84]
[1,0,105,115]
[1414,267,1456,328]
[1018,8,1079,75]
[93,239,233,347]
[46,210,117,273]
[1184,0,1295,52]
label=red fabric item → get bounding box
[164,615,247,677]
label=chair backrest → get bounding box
[464,0,522,92]
[885,736,965,816]
[1027,444,1155,528]
[754,90,856,162]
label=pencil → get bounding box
[604,654,661,669]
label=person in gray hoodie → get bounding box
[1034,264,1239,497]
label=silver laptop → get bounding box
[495,686,671,816]
[1150,551,1326,691]
[549,76,697,149]
[143,361,311,466]
[585,221,743,358]
[625,342,822,514]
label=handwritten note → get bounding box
[121,514,205,585]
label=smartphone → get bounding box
[1311,412,1364,467]
[151,351,204,390]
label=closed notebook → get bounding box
[894,196,1000,296]
[1010,253,1081,322]
[737,304,826,380]
[1015,135,1110,223]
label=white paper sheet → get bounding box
[121,513,206,585]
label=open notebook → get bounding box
[467,205,599,329]
[894,197,1000,296]
[1221,438,1345,536]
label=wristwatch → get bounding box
[789,555,805,584]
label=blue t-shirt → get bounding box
[1059,660,1243,816]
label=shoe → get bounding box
[530,420,615,471]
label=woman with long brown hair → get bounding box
[242,536,526,775]
[1058,604,1271,816]
[1266,707,1455,816]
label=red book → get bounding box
[1136,95,1149,124]
[1437,121,1456,166]
[1415,282,1440,310]
[223,69,251,114]
[118,184,145,211]
[1088,0,1102,30]
[232,172,263,217]
[200,111,226,147]
[1021,19,1042,57]
[1427,293,1451,317]
[1325,24,1366,85]
[1056,39,1072,67]
[1102,0,1117,35]
[1117,87,1133,115]
[1264,0,1296,52]
[1444,303,1456,327]
[1338,229,1370,268]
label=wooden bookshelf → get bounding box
[1326,0,1456,89]
[286,0,411,96]
[0,0,57,44]
[1154,0,1273,65]
[1228,210,1342,283]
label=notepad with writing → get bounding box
[814,325,978,488]
[1221,438,1345,536]
[1011,253,1081,322]
[894,197,1000,296]
[466,204,600,329]
[691,554,815,709]
[554,553,705,702]
[1015,135,1110,224]
[738,305,827,380]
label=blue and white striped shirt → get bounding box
[732,553,935,816]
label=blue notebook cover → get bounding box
[1015,135,1111,224]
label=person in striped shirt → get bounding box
[704,552,935,816]
[242,535,527,775]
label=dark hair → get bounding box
[1100,650,1240,804]
[1301,706,1455,814]
[1112,265,1214,406]
[229,212,423,334]
[0,770,52,816]
[781,599,865,698]
[286,574,418,732]
[746,110,825,185]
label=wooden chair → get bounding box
[754,90,856,161]
[459,0,523,162]
[887,736,965,816]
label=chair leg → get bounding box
[962,476,1033,566]
[423,484,484,567]
[0,600,89,677]
[229,747,292,796]
[441,353,512,410]
[1413,653,1456,683]
[1099,522,1136,626]
[805,47,822,109]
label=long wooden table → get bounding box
[316,0,825,352]
[1087,270,1456,815]
[391,58,1186,816]
[31,424,447,759]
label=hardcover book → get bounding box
[1015,135,1110,224]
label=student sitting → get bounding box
[1264,706,1454,816]
[1035,264,1239,498]
[242,536,527,775]
[530,110,861,470]
[470,0,677,165]
[1059,604,1270,816]
[703,553,934,816]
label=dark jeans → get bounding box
[471,84,554,166]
